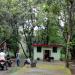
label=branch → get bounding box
[17,39,28,58]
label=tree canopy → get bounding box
[0,0,75,60]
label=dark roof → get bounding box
[32,44,63,48]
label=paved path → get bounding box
[22,68,65,75]
[0,70,7,75]
[0,67,14,75]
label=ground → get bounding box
[0,61,71,75]
[70,61,75,75]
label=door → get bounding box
[44,50,51,61]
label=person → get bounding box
[7,54,10,60]
[0,49,8,70]
[26,58,31,64]
[0,49,6,61]
[24,57,31,65]
[16,52,20,66]
[6,54,12,67]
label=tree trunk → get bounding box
[66,35,70,68]
[65,0,74,67]
[17,40,28,58]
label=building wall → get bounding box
[33,47,61,60]
[51,48,61,60]
[34,47,43,60]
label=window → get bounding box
[37,47,41,52]
[53,47,57,53]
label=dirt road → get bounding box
[0,71,7,75]
[0,62,17,75]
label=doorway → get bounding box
[44,50,51,61]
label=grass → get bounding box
[65,68,72,75]
[37,64,65,70]
[10,66,31,75]
[37,64,71,75]
[9,62,71,75]
[8,67,21,74]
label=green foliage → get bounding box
[50,3,61,15]
[0,25,12,41]
[0,0,20,57]
[1,0,74,58]
[34,0,65,44]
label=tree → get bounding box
[0,0,75,62]
[0,0,27,57]
[18,0,37,58]
[33,0,64,45]
[0,25,12,42]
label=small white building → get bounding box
[32,44,63,61]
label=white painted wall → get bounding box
[51,48,61,60]
[34,47,43,60]
[33,47,61,60]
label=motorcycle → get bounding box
[0,60,7,70]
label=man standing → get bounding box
[16,52,20,66]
